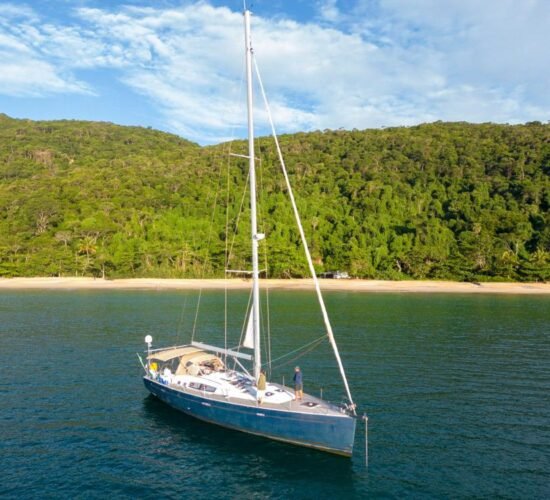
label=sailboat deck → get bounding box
[151,371,348,417]
[247,391,347,416]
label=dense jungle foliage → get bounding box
[0,113,549,281]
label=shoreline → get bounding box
[0,277,549,294]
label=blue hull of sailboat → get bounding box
[143,377,356,456]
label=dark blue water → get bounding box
[1,290,548,498]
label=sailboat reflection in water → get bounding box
[140,7,360,457]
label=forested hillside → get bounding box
[0,113,548,281]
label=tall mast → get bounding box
[244,9,261,381]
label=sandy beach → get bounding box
[0,277,548,294]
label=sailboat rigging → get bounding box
[141,7,360,457]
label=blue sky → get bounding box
[0,0,548,145]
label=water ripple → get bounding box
[1,291,548,498]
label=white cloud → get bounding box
[345,0,550,122]
[317,0,341,23]
[0,6,93,96]
[0,3,37,21]
[0,34,92,96]
[78,4,249,143]
[0,1,547,143]
[0,58,86,96]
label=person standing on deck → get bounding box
[293,366,303,400]
[257,369,266,404]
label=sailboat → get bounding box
[141,7,359,457]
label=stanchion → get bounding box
[363,414,368,468]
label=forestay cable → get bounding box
[253,57,356,413]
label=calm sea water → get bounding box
[1,290,548,499]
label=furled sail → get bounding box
[242,310,255,349]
